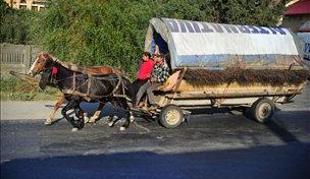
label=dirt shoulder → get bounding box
[0,101,61,121]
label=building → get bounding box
[281,0,310,32]
[5,0,46,11]
[281,0,310,67]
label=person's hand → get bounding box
[155,45,159,55]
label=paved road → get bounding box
[1,84,310,179]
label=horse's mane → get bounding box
[41,53,124,76]
[50,56,82,72]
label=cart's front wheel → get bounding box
[159,105,183,128]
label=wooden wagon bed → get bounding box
[154,68,308,107]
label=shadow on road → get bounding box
[43,101,308,147]
[269,110,310,144]
[190,108,308,145]
[1,143,309,179]
[265,120,301,144]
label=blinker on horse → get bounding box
[30,53,134,131]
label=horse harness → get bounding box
[49,68,125,102]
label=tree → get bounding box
[0,1,38,44]
[5,0,287,77]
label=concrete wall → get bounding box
[0,43,41,77]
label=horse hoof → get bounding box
[89,116,97,123]
[130,116,135,122]
[71,128,78,132]
[108,122,114,127]
[44,120,52,125]
[120,126,126,131]
[84,117,90,123]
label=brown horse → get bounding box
[28,52,127,126]
[29,53,134,130]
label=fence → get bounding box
[0,43,41,77]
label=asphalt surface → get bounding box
[1,84,310,179]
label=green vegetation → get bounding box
[0,1,38,44]
[0,77,60,101]
[1,0,287,75]
[0,0,288,100]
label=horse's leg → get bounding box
[45,94,65,125]
[61,100,77,129]
[106,115,114,124]
[119,99,134,131]
[73,102,85,129]
[106,99,120,127]
[120,111,130,131]
[73,104,88,124]
[129,110,135,123]
[108,115,119,127]
[89,102,105,123]
[74,105,84,119]
[61,99,84,130]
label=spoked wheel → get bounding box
[159,105,184,128]
[251,98,275,123]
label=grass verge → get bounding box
[1,76,60,101]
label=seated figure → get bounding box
[135,54,170,108]
[132,52,154,105]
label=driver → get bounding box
[135,54,170,108]
[132,52,154,107]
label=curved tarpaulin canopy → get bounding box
[145,18,304,70]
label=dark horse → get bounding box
[28,53,125,125]
[36,56,134,131]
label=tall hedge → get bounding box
[1,0,287,77]
[0,1,38,44]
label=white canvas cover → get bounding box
[145,18,304,70]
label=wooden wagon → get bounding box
[140,18,309,128]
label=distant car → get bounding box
[297,32,310,68]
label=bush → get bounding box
[0,77,60,101]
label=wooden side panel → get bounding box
[158,77,307,99]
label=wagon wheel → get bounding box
[250,98,275,123]
[159,105,183,128]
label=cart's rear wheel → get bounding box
[159,105,183,128]
[251,98,275,123]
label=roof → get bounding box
[145,18,302,70]
[285,0,310,15]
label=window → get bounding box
[31,6,38,11]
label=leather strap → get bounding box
[87,74,92,96]
[72,72,76,92]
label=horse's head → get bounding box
[28,52,58,90]
[28,52,54,76]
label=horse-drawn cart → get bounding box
[25,18,308,131]
[142,18,309,128]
